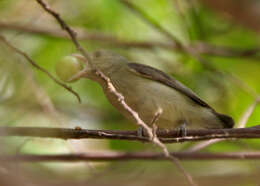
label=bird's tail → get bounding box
[216,113,234,128]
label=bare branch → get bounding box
[185,139,222,152]
[172,0,191,41]
[0,22,176,50]
[199,0,260,32]
[1,22,259,58]
[226,73,258,98]
[35,0,92,67]
[194,42,260,58]
[3,151,260,162]
[237,97,260,128]
[0,34,81,103]
[120,0,183,50]
[117,1,219,73]
[2,126,260,142]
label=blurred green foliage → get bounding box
[0,0,260,185]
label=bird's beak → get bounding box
[67,54,89,82]
[67,68,87,82]
[71,53,87,64]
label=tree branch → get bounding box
[0,34,81,103]
[35,0,92,65]
[1,126,260,143]
[3,151,260,162]
[0,22,259,58]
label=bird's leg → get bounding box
[137,108,163,139]
[137,123,159,139]
[137,126,145,138]
[177,122,187,137]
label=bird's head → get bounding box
[56,50,128,83]
[91,50,128,72]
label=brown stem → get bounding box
[0,35,81,103]
[1,22,259,58]
[2,151,260,162]
[1,126,260,142]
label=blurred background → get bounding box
[0,0,260,185]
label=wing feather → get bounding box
[128,63,211,108]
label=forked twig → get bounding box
[0,35,81,103]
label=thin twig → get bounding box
[173,0,191,41]
[237,98,260,128]
[3,151,260,162]
[116,0,216,83]
[0,34,81,103]
[35,0,92,67]
[0,22,175,50]
[150,108,162,140]
[185,139,222,152]
[120,0,183,50]
[227,73,258,98]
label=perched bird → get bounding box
[60,50,234,133]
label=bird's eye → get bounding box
[93,50,102,58]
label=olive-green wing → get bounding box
[128,63,211,108]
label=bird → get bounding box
[68,50,234,134]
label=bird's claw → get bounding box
[177,122,187,137]
[137,126,145,138]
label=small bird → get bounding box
[69,50,234,133]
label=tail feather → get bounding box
[216,113,234,128]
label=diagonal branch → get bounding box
[0,34,81,103]
[35,0,92,66]
[120,0,183,50]
[0,22,176,50]
[237,97,260,128]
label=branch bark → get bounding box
[0,35,81,103]
[0,22,259,58]
[2,151,260,162]
[1,126,260,143]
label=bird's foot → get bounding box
[137,126,145,138]
[177,123,187,137]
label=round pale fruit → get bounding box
[56,55,83,82]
